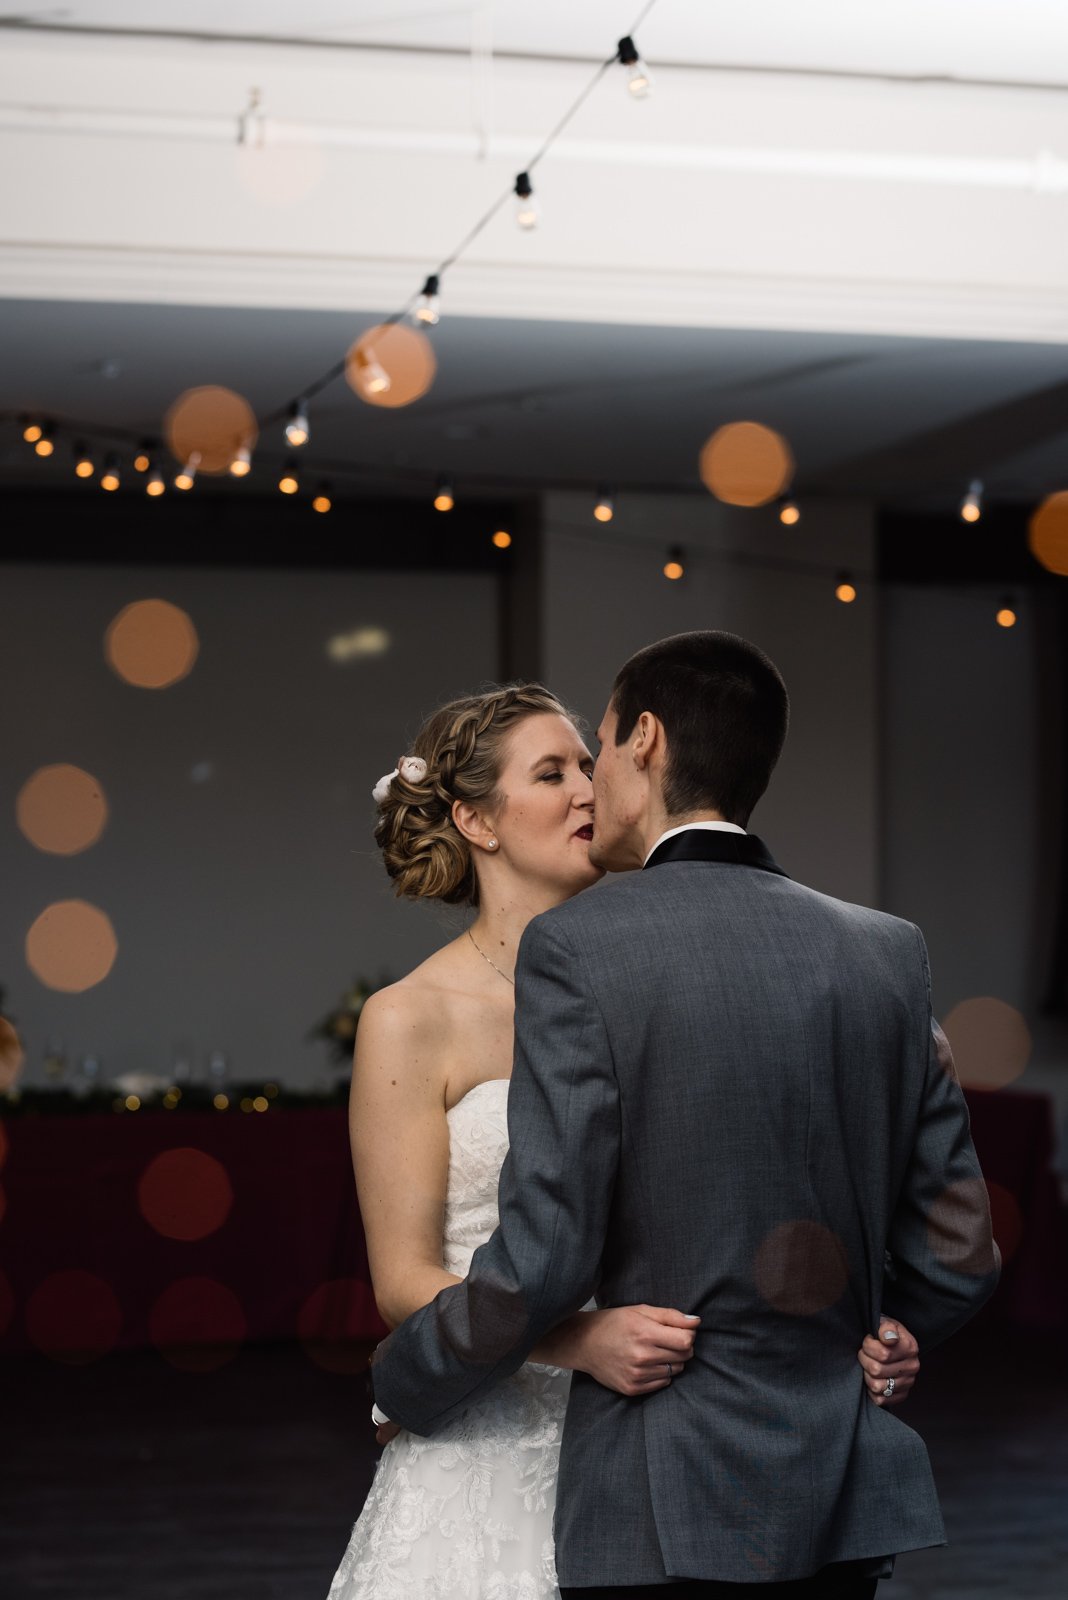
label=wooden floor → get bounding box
[2,1327,1066,1598]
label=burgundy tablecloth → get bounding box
[0,1108,388,1360]
[963,1086,1068,1329]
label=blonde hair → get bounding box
[375,684,573,905]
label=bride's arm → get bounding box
[532,1305,700,1394]
[350,988,461,1330]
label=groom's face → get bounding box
[588,702,648,873]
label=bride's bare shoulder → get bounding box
[356,941,469,1050]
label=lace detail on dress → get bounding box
[328,1079,569,1600]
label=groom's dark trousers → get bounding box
[559,1558,879,1598]
[373,830,999,1586]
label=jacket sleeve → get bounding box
[880,928,1001,1348]
[370,911,621,1436]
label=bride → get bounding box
[327,684,919,1600]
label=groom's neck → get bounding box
[632,804,730,867]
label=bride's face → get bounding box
[474,713,604,897]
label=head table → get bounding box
[0,1086,1063,1367]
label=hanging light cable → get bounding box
[285,400,309,447]
[414,275,441,325]
[959,479,983,522]
[515,172,537,230]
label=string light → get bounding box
[146,465,165,497]
[285,401,309,448]
[35,423,54,457]
[835,573,856,603]
[492,530,512,548]
[664,546,684,580]
[515,172,537,230]
[960,479,983,522]
[996,597,1016,628]
[594,488,613,523]
[22,420,42,443]
[780,502,801,525]
[101,454,121,492]
[415,274,441,325]
[352,344,391,395]
[279,461,299,495]
[434,475,454,512]
[617,35,653,98]
[312,480,332,513]
[74,441,94,478]
[134,448,151,472]
[174,451,200,490]
[230,444,252,477]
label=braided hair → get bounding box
[374,684,574,905]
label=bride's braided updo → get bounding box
[375,684,574,906]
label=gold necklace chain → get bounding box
[468,928,514,987]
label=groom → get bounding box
[371,630,999,1596]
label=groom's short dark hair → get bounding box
[611,631,789,826]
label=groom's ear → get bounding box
[631,712,663,772]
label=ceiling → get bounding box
[3,297,1068,513]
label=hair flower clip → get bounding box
[372,755,427,803]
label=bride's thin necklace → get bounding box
[468,928,514,987]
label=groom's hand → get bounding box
[858,1320,920,1406]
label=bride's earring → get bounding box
[488,839,498,849]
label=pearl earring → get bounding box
[489,840,497,849]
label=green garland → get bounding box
[1,1081,351,1118]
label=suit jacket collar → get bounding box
[643,829,788,877]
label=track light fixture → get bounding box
[285,400,309,447]
[74,441,94,478]
[959,480,983,523]
[515,172,537,230]
[434,475,454,512]
[617,35,652,98]
[594,488,613,523]
[100,454,121,492]
[415,274,441,325]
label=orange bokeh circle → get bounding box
[940,997,1031,1090]
[1028,491,1068,575]
[985,1179,1024,1266]
[149,1277,246,1372]
[165,385,258,474]
[16,764,108,854]
[25,899,118,992]
[26,1270,123,1364]
[700,421,795,507]
[927,1177,1000,1275]
[753,1220,849,1316]
[0,1018,23,1092]
[298,1278,386,1372]
[105,599,199,689]
[138,1148,233,1241]
[345,323,437,408]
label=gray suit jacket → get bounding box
[372,839,999,1585]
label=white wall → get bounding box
[1,563,498,1089]
[542,491,879,907]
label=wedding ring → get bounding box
[882,1377,895,1397]
[666,1363,674,1378]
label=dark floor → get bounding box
[2,1327,1066,1598]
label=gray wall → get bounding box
[543,491,880,907]
[2,563,498,1090]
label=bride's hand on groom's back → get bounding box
[857,1320,921,1405]
[537,1305,700,1396]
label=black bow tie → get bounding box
[643,830,788,877]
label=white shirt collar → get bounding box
[643,820,746,867]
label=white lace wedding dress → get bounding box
[327,1078,570,1600]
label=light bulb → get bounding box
[134,453,150,473]
[74,442,94,478]
[279,471,299,495]
[146,465,165,496]
[594,489,613,523]
[836,580,856,604]
[101,454,121,492]
[780,502,800,525]
[312,493,331,513]
[355,344,391,394]
[35,436,54,457]
[959,479,982,522]
[415,274,440,325]
[664,547,684,580]
[492,530,512,549]
[514,171,537,230]
[285,401,309,448]
[434,475,454,512]
[175,451,200,490]
[230,444,252,476]
[996,599,1016,628]
[23,421,42,443]
[618,35,653,98]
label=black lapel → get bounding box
[643,830,788,877]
